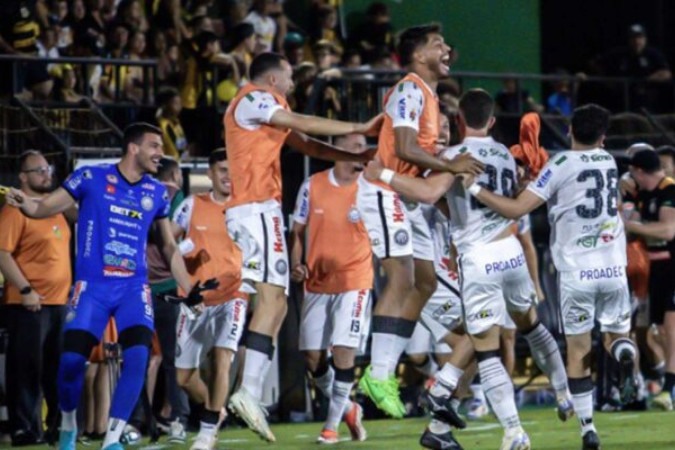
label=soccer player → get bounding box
[289,134,372,444]
[172,150,248,450]
[224,52,381,442]
[462,104,639,450]
[356,24,482,419]
[624,149,675,411]
[365,89,572,450]
[6,123,211,450]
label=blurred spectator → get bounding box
[116,0,148,34]
[146,157,190,440]
[342,48,362,69]
[37,26,60,73]
[495,78,543,114]
[0,150,72,446]
[105,23,129,58]
[657,145,675,178]
[151,30,182,87]
[350,1,395,64]
[52,64,84,103]
[48,0,73,51]
[312,39,341,72]
[283,31,306,67]
[229,22,256,84]
[310,4,343,55]
[123,30,151,104]
[591,24,672,111]
[244,0,276,53]
[546,70,574,117]
[437,79,461,113]
[188,14,214,36]
[292,61,341,117]
[368,45,398,71]
[156,88,189,159]
[0,0,53,99]
[73,0,107,55]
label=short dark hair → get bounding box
[122,122,162,155]
[571,104,610,145]
[657,145,675,163]
[249,52,287,81]
[397,24,442,67]
[459,89,494,129]
[208,148,227,166]
[18,150,43,171]
[630,149,661,174]
[156,157,179,181]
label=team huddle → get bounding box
[6,24,647,450]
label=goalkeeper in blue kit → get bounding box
[6,123,215,450]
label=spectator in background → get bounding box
[123,30,152,104]
[283,31,306,67]
[244,0,277,53]
[495,78,543,114]
[145,156,190,443]
[74,0,107,55]
[310,4,343,55]
[49,0,73,51]
[151,30,182,87]
[117,0,148,33]
[52,64,84,103]
[546,70,574,117]
[351,1,395,64]
[313,40,341,72]
[37,26,60,72]
[0,150,72,446]
[230,22,256,85]
[657,145,675,178]
[156,88,189,159]
[591,24,672,111]
[437,79,461,114]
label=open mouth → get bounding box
[150,156,161,168]
[440,53,451,74]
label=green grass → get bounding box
[10,408,675,449]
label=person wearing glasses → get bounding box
[0,150,71,446]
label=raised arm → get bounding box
[6,187,75,219]
[285,131,374,162]
[364,159,455,204]
[270,110,382,137]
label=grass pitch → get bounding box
[11,408,675,449]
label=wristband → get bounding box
[467,182,482,196]
[379,169,395,185]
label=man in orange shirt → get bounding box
[356,24,482,418]
[224,52,380,441]
[289,134,371,444]
[0,150,72,446]
[172,150,247,450]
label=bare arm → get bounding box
[285,131,373,162]
[626,206,675,241]
[270,109,382,137]
[6,187,76,219]
[154,218,193,293]
[364,160,455,204]
[0,251,30,292]
[648,69,672,81]
[516,228,545,301]
[472,186,545,220]
[288,221,308,283]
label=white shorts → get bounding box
[459,235,536,335]
[299,289,371,352]
[175,299,248,369]
[559,266,631,335]
[406,321,452,355]
[403,199,435,262]
[225,201,289,293]
[356,175,413,259]
[417,271,463,342]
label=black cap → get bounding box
[629,24,646,36]
[630,149,661,172]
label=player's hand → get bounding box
[5,187,26,207]
[535,285,546,303]
[363,159,385,182]
[459,173,475,188]
[22,290,43,312]
[185,278,219,307]
[445,153,484,175]
[358,113,384,137]
[291,264,308,283]
[619,176,637,198]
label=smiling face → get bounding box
[129,132,164,174]
[208,159,231,196]
[417,32,452,79]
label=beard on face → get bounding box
[29,179,54,194]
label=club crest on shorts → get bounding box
[394,229,409,246]
[275,259,288,274]
[348,207,361,223]
[141,196,154,211]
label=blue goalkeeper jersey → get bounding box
[63,164,170,282]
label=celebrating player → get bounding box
[289,134,372,444]
[365,89,572,450]
[6,123,212,450]
[223,52,381,441]
[463,104,639,450]
[356,24,483,419]
[172,150,248,450]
